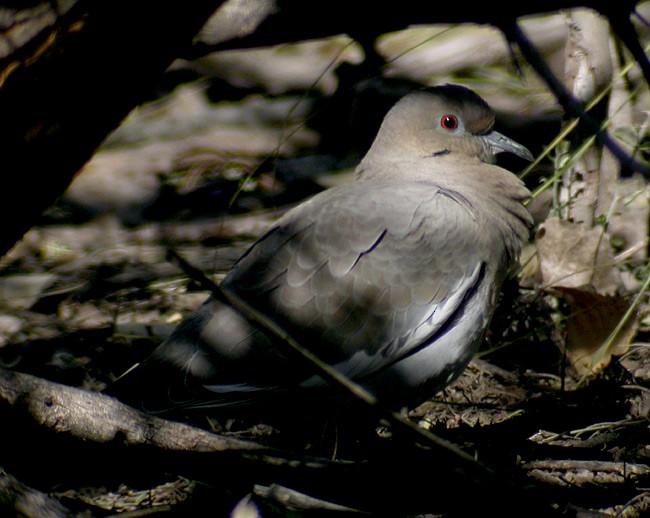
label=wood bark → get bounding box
[0,1,224,257]
[0,366,266,453]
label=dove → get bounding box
[111,84,533,412]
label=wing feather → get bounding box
[216,181,487,382]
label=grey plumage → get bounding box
[115,84,533,411]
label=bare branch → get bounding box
[0,468,69,518]
[0,366,266,453]
[609,9,650,88]
[503,20,650,179]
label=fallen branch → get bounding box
[0,467,69,518]
[0,366,264,453]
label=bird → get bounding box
[110,84,534,414]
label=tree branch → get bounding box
[503,20,650,179]
[0,366,266,453]
[0,467,69,518]
[0,1,224,257]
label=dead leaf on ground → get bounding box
[532,217,641,378]
[558,288,638,378]
[535,216,623,296]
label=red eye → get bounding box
[440,115,459,130]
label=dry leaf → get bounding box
[535,216,622,296]
[534,218,640,377]
[518,242,541,289]
[558,288,638,377]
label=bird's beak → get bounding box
[482,131,534,161]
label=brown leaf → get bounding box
[559,288,638,377]
[535,216,622,296]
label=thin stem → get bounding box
[504,21,650,179]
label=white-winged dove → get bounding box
[113,84,533,412]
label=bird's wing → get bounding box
[220,180,489,383]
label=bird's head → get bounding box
[366,84,533,164]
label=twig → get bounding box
[503,20,650,179]
[166,248,485,464]
[607,10,650,90]
[165,249,568,515]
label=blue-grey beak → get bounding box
[482,130,534,161]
